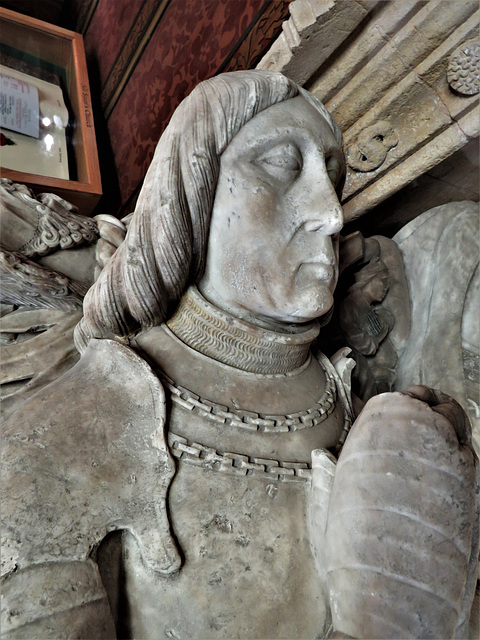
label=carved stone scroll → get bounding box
[346,121,398,172]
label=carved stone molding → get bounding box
[258,0,480,221]
[258,0,377,86]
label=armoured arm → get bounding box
[1,339,181,639]
[1,561,115,639]
[318,387,478,639]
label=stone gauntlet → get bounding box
[323,388,479,639]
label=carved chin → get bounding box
[284,288,335,323]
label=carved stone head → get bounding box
[75,71,345,350]
[198,94,345,327]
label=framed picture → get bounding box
[0,7,101,215]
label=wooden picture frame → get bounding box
[0,7,101,215]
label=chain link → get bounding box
[168,432,312,483]
[161,366,337,433]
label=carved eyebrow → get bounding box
[245,125,315,149]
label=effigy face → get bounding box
[199,94,344,325]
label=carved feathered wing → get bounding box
[0,249,86,310]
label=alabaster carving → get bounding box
[339,257,393,355]
[0,180,128,421]
[260,0,479,221]
[0,179,98,259]
[330,232,409,399]
[392,200,480,453]
[0,250,87,310]
[1,71,478,640]
[327,388,478,640]
[0,179,129,290]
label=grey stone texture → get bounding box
[1,68,478,639]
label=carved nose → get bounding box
[314,175,344,235]
[325,204,344,235]
[304,167,344,235]
[304,204,343,235]
[317,234,337,267]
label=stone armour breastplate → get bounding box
[118,286,354,639]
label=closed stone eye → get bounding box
[257,143,302,174]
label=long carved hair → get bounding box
[75,71,343,352]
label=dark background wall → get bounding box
[77,0,292,217]
[2,0,291,216]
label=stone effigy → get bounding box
[1,71,478,639]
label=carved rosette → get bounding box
[447,40,480,96]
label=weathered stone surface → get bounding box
[0,250,87,310]
[447,39,480,96]
[0,179,98,259]
[346,121,398,173]
[259,0,479,220]
[1,560,115,639]
[342,106,478,221]
[393,201,480,452]
[0,179,128,291]
[1,71,478,639]
[258,0,375,85]
[349,137,479,237]
[1,339,180,636]
[0,309,83,421]
[0,182,129,417]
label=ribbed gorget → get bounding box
[166,286,320,375]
